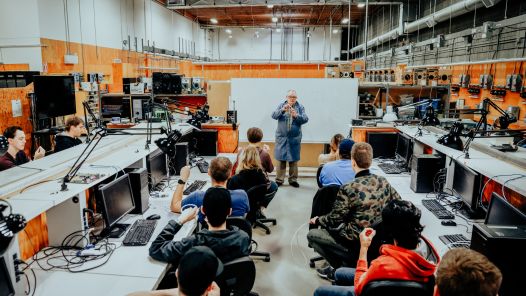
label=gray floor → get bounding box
[251,177,329,295]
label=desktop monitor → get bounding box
[147,149,168,188]
[99,174,135,231]
[452,161,482,217]
[367,132,397,158]
[0,257,15,296]
[485,192,526,225]
[34,75,76,119]
[395,133,412,165]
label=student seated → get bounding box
[318,134,344,165]
[318,138,356,187]
[54,116,85,153]
[0,126,45,171]
[170,157,249,222]
[232,127,277,192]
[128,246,221,296]
[434,248,502,296]
[150,187,251,266]
[308,142,401,279]
[313,199,438,296]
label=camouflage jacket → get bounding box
[318,170,401,241]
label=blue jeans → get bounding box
[313,268,356,296]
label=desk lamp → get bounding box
[437,121,464,151]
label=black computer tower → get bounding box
[367,132,398,158]
[470,223,526,296]
[410,154,444,193]
[194,129,218,156]
[128,168,150,214]
[168,142,189,175]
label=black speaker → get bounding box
[152,72,163,94]
[194,130,218,156]
[128,168,150,214]
[367,132,398,158]
[123,78,138,94]
[470,223,526,296]
[227,110,237,124]
[168,142,189,175]
[410,154,444,193]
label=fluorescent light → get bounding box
[276,28,282,33]
[267,4,274,8]
[225,29,232,34]
[332,29,340,34]
[357,3,366,8]
[341,18,349,24]
[272,16,278,22]
[228,35,233,39]
[210,18,218,24]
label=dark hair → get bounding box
[247,127,263,143]
[437,248,502,296]
[209,157,232,182]
[3,126,23,139]
[331,134,344,147]
[65,116,84,131]
[351,142,373,169]
[382,199,424,249]
[202,187,231,227]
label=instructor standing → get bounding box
[272,90,308,187]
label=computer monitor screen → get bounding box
[147,149,167,187]
[34,75,76,119]
[99,174,135,229]
[452,161,481,211]
[485,192,526,225]
[0,257,15,296]
[367,132,397,158]
[395,133,412,163]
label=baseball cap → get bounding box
[339,138,355,155]
[178,246,224,295]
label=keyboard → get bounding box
[422,199,455,219]
[197,161,209,173]
[439,234,470,248]
[378,163,405,174]
[122,219,157,246]
[183,180,207,195]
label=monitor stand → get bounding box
[100,223,131,238]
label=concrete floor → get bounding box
[251,177,329,296]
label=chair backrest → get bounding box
[360,279,435,296]
[316,164,324,188]
[367,220,394,263]
[215,256,256,296]
[245,184,268,222]
[310,185,340,219]
[226,216,252,239]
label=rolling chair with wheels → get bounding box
[360,278,435,296]
[246,184,276,234]
[0,136,8,156]
[216,256,259,296]
[253,189,278,234]
[316,165,324,188]
[227,216,271,262]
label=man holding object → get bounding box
[271,89,308,187]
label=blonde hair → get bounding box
[236,146,263,174]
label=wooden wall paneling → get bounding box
[201,123,239,153]
[0,85,34,156]
[207,81,231,117]
[17,213,48,260]
[239,141,324,167]
[0,64,30,71]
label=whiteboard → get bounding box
[231,78,359,143]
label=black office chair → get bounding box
[227,216,270,262]
[360,278,435,296]
[246,184,276,234]
[309,185,340,267]
[216,256,259,296]
[254,189,278,234]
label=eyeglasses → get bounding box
[287,96,297,99]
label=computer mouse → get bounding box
[441,220,457,226]
[146,214,161,220]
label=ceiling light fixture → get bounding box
[272,16,278,22]
[276,28,282,33]
[332,29,340,34]
[267,4,274,8]
[228,35,233,39]
[210,18,218,24]
[341,18,349,24]
[357,3,366,8]
[225,29,232,34]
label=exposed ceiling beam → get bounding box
[168,2,402,10]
